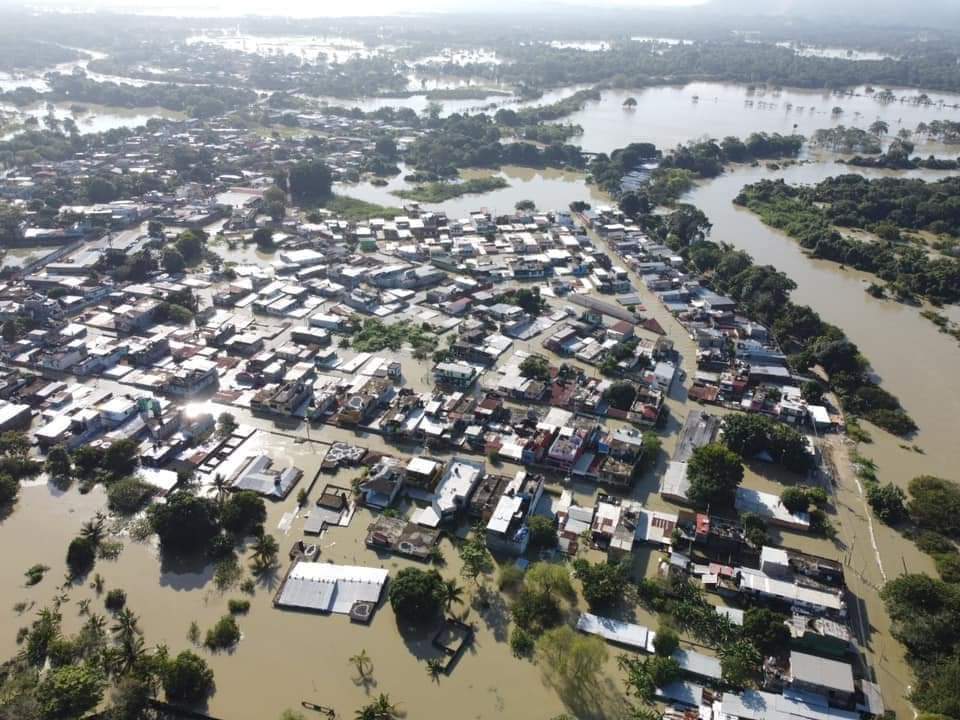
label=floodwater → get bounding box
[339,164,610,218]
[1,63,958,718]
[774,42,898,62]
[560,83,960,155]
[0,101,185,135]
[185,33,389,64]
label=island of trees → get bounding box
[735,176,960,305]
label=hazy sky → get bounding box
[24,0,708,17]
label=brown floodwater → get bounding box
[4,95,958,717]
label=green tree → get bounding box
[2,319,17,343]
[909,475,960,536]
[603,381,637,412]
[221,491,266,536]
[866,482,906,523]
[536,625,608,690]
[741,512,768,548]
[253,227,275,251]
[349,649,373,678]
[527,516,558,549]
[107,478,155,515]
[619,653,680,703]
[44,445,72,486]
[388,567,446,624]
[148,491,219,554]
[216,411,238,438]
[780,486,812,514]
[458,531,492,585]
[67,536,96,577]
[204,615,240,650]
[442,578,464,612]
[720,640,762,688]
[911,655,960,718]
[162,247,185,274]
[86,176,117,203]
[35,663,105,719]
[287,160,333,204]
[742,607,790,655]
[572,559,629,609]
[686,443,744,509]
[103,438,140,478]
[174,230,204,266]
[519,355,550,381]
[0,472,18,507]
[354,693,401,720]
[653,625,679,656]
[250,533,279,573]
[524,563,574,600]
[162,650,214,705]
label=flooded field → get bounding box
[561,83,960,155]
[339,164,610,218]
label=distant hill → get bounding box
[703,0,960,25]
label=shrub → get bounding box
[866,482,906,523]
[24,564,49,586]
[106,477,155,515]
[0,473,19,507]
[204,615,241,650]
[915,531,956,556]
[66,536,96,577]
[104,588,127,611]
[510,626,535,657]
[934,553,960,584]
[498,564,525,592]
[228,599,250,615]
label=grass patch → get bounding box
[319,194,403,221]
[348,318,436,356]
[393,176,508,203]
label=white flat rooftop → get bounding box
[276,562,388,615]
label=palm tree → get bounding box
[250,533,279,573]
[111,609,145,674]
[869,119,889,137]
[622,96,638,108]
[212,473,229,507]
[349,649,373,678]
[442,579,464,613]
[426,658,444,681]
[80,513,107,548]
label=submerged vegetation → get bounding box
[736,176,960,304]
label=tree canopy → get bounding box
[686,443,744,509]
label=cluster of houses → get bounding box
[585,206,837,433]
